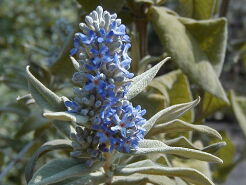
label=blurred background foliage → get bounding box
[0,0,246,184]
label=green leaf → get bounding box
[25,139,72,182]
[28,158,102,185]
[151,70,193,122]
[126,57,170,100]
[212,131,236,182]
[76,0,126,13]
[196,92,229,123]
[176,0,215,20]
[146,119,222,139]
[43,111,88,126]
[202,142,227,154]
[131,139,223,163]
[149,7,228,102]
[115,162,214,185]
[132,87,165,119]
[26,66,71,137]
[164,136,200,150]
[229,90,246,137]
[49,172,106,185]
[112,174,174,185]
[26,66,65,112]
[143,98,200,134]
[172,158,212,181]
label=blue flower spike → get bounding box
[66,6,147,161]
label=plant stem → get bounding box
[103,152,113,184]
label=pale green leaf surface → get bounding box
[28,158,101,185]
[43,111,88,126]
[26,66,71,137]
[176,0,215,20]
[115,165,214,185]
[126,57,170,100]
[131,139,222,163]
[149,7,228,102]
[151,70,193,122]
[143,98,200,134]
[147,119,222,139]
[25,140,72,182]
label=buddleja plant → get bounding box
[25,6,224,185]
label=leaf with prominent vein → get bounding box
[131,140,222,163]
[126,57,170,100]
[146,119,222,139]
[26,66,71,137]
[28,158,102,185]
[43,111,88,126]
[143,98,200,134]
[115,165,214,185]
[25,140,72,182]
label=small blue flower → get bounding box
[67,6,147,158]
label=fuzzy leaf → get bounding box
[149,7,228,102]
[143,98,200,134]
[25,140,72,182]
[151,70,193,122]
[43,111,88,126]
[126,57,170,100]
[49,172,106,185]
[202,142,227,154]
[176,0,215,20]
[164,136,200,150]
[115,163,214,185]
[146,119,222,139]
[28,158,102,185]
[131,139,222,163]
[26,66,71,137]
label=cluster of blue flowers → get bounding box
[66,6,146,155]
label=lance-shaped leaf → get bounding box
[112,174,174,185]
[150,70,193,122]
[126,57,170,100]
[146,119,222,139]
[25,139,72,182]
[202,142,227,154]
[43,111,88,126]
[115,164,214,185]
[149,6,228,103]
[26,66,71,137]
[26,66,65,111]
[164,136,201,150]
[144,98,200,134]
[48,172,106,185]
[130,140,222,163]
[28,158,102,185]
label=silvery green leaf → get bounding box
[149,6,228,103]
[126,57,170,100]
[25,140,72,182]
[202,142,227,154]
[143,97,200,134]
[115,165,214,185]
[43,111,88,126]
[26,66,64,112]
[164,136,200,150]
[146,119,222,139]
[26,66,71,137]
[111,175,173,185]
[131,139,222,163]
[28,158,102,185]
[50,172,106,185]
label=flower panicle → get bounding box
[65,6,147,161]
